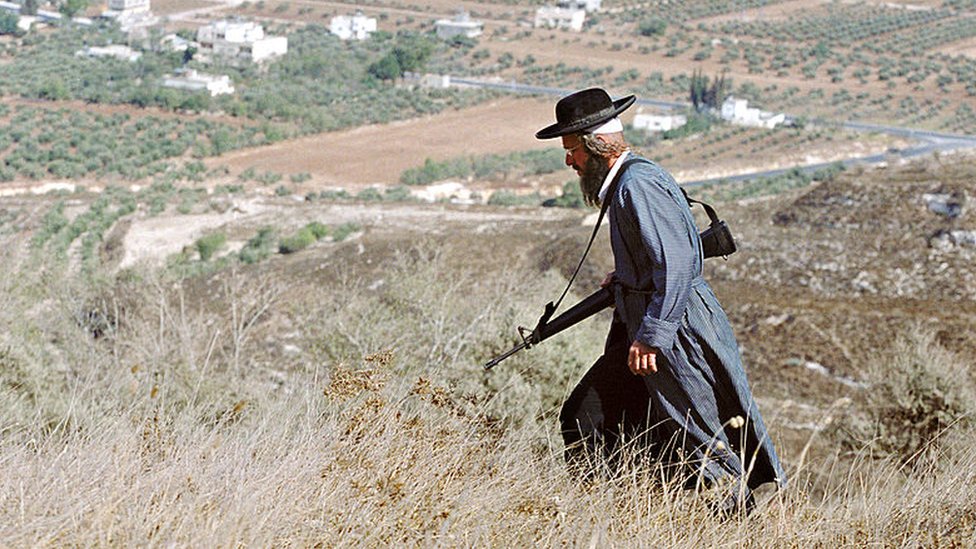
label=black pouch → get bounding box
[681,189,737,259]
[699,218,737,259]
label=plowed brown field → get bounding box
[206,96,558,187]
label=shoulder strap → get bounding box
[679,188,721,224]
[547,156,644,316]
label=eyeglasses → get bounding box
[564,142,584,156]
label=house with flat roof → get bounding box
[163,69,234,96]
[435,11,482,39]
[101,0,156,31]
[196,20,287,64]
[721,96,785,129]
[75,45,142,62]
[402,72,451,89]
[534,6,585,32]
[557,0,600,12]
[330,12,376,40]
[633,111,687,133]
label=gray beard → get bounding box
[579,154,611,207]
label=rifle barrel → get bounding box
[483,341,528,370]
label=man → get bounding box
[536,88,785,510]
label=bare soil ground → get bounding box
[694,0,829,24]
[205,96,555,188]
[939,35,976,59]
[150,0,221,16]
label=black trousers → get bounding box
[559,320,658,468]
[559,321,756,514]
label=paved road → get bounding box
[451,77,976,185]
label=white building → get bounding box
[162,69,234,96]
[330,12,376,40]
[160,33,193,52]
[16,14,36,32]
[557,0,600,12]
[410,182,475,204]
[105,0,150,16]
[720,96,785,129]
[101,0,156,31]
[196,20,288,64]
[75,45,142,62]
[402,72,451,89]
[633,112,687,133]
[534,6,586,32]
[435,11,483,39]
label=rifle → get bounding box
[483,285,614,370]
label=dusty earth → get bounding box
[205,97,556,188]
[939,35,976,60]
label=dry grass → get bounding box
[1,228,975,546]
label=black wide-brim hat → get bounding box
[535,87,636,140]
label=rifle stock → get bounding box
[483,285,614,370]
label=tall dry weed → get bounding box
[1,238,976,545]
[835,328,976,470]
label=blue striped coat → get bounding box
[606,154,786,490]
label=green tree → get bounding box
[368,54,401,81]
[367,32,436,81]
[22,0,38,15]
[38,79,69,101]
[392,33,434,72]
[0,10,19,35]
[59,0,89,18]
[638,17,667,37]
[689,69,731,112]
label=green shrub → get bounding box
[256,171,282,185]
[239,167,258,182]
[487,191,540,207]
[239,227,277,264]
[839,330,976,469]
[662,112,714,140]
[319,190,350,201]
[545,181,586,208]
[384,186,413,202]
[356,188,383,202]
[278,227,316,254]
[32,202,69,249]
[399,150,564,186]
[195,232,226,261]
[306,222,329,239]
[331,222,360,242]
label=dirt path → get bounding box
[117,195,578,268]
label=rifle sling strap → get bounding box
[547,156,644,317]
[545,156,722,322]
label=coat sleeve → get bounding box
[617,171,698,350]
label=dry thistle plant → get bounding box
[2,233,976,545]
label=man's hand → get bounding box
[600,270,615,288]
[628,341,658,376]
